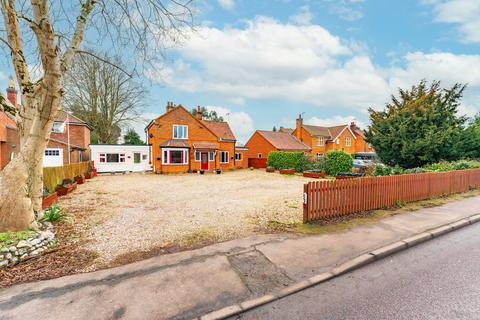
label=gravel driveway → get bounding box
[59,170,313,266]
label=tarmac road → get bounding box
[236,221,480,320]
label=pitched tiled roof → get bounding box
[201,120,236,141]
[0,111,17,129]
[55,110,87,125]
[278,127,294,134]
[257,130,311,151]
[159,139,190,148]
[302,124,356,140]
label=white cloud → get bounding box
[323,0,365,21]
[218,0,235,11]
[205,106,254,144]
[426,0,480,43]
[289,5,313,25]
[146,17,480,120]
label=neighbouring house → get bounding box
[90,144,152,173]
[0,77,19,170]
[244,130,311,168]
[278,127,294,134]
[44,110,92,167]
[146,102,245,173]
[292,114,374,158]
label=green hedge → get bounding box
[267,152,310,172]
[374,160,480,176]
[324,151,353,176]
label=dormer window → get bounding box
[52,122,65,133]
[173,125,188,139]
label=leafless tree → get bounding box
[64,53,145,144]
[0,0,195,231]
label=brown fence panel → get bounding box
[303,169,480,223]
[248,158,267,168]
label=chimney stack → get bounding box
[196,106,203,120]
[295,114,303,141]
[6,75,17,107]
[350,119,356,129]
[166,101,174,113]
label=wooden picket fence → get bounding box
[43,161,93,192]
[303,169,480,223]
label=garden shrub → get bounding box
[267,152,311,172]
[324,151,353,176]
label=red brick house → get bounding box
[292,114,374,158]
[244,130,311,168]
[146,102,248,173]
[44,110,91,167]
[0,76,91,169]
[0,79,19,170]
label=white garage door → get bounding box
[43,148,63,167]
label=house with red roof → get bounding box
[0,76,91,169]
[292,114,374,158]
[146,102,248,173]
[244,130,311,168]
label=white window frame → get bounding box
[317,137,324,146]
[45,149,60,156]
[345,136,352,147]
[52,122,65,133]
[235,152,242,161]
[220,151,229,164]
[258,153,262,158]
[172,124,188,139]
[336,139,340,145]
[162,148,189,165]
[194,151,201,162]
[209,152,215,161]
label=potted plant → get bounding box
[42,187,58,209]
[85,170,93,179]
[266,167,275,173]
[56,178,77,196]
[199,170,205,175]
[215,168,222,174]
[279,168,295,175]
[74,174,86,184]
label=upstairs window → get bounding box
[173,125,188,139]
[52,122,65,133]
[317,138,324,146]
[345,137,352,147]
[220,151,229,163]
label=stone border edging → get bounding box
[197,213,480,320]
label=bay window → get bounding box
[162,148,188,165]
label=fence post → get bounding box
[303,183,309,223]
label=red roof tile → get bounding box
[257,131,311,151]
[201,120,236,141]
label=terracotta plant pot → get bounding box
[74,175,85,184]
[42,192,58,209]
[93,168,98,177]
[279,169,295,175]
[56,182,77,196]
[303,171,326,179]
[266,167,275,173]
[85,172,93,179]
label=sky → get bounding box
[1,0,480,144]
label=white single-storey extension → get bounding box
[90,144,152,173]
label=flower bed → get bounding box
[42,192,58,209]
[303,171,326,179]
[279,169,295,175]
[0,229,55,268]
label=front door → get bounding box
[201,152,209,171]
